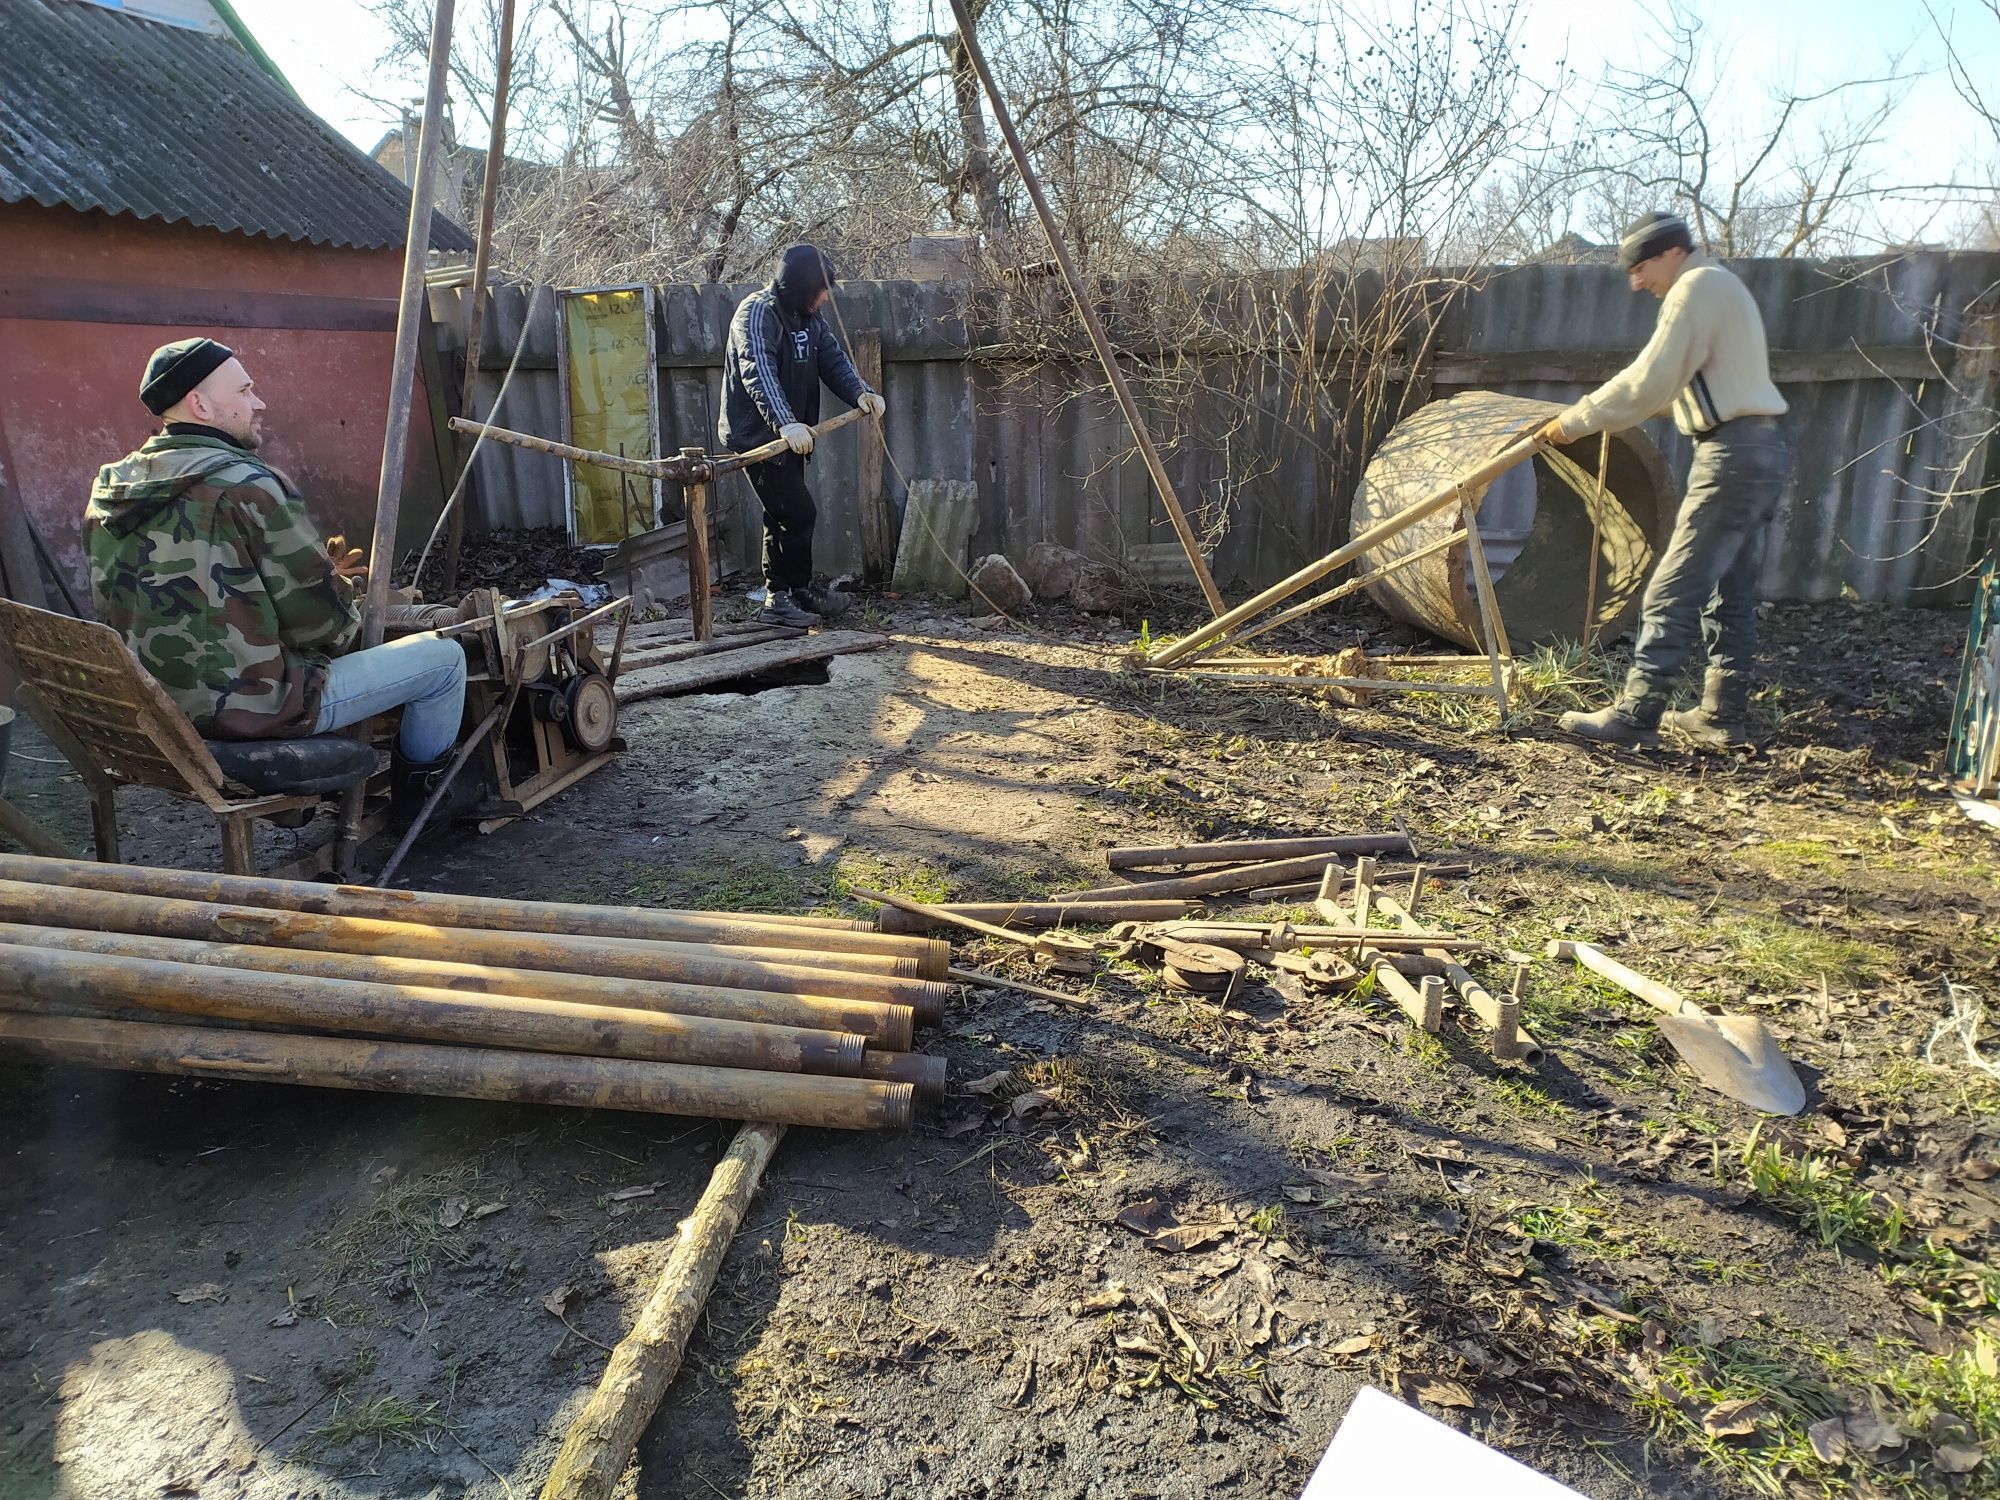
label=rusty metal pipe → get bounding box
[0,855,944,976]
[859,1050,947,1101]
[0,1012,914,1130]
[1105,835,1413,871]
[0,922,915,1048]
[875,898,1198,934]
[0,881,950,1024]
[0,943,869,1077]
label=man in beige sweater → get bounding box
[1535,211,1791,748]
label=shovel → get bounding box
[1546,940,1806,1115]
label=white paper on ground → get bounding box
[1301,1385,1589,1499]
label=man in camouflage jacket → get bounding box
[85,338,474,816]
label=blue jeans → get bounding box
[1625,417,1792,702]
[313,633,467,762]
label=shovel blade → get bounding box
[1656,1012,1806,1115]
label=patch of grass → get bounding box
[618,856,816,913]
[1511,638,1625,719]
[826,851,952,907]
[304,1393,445,1457]
[1398,1027,1451,1071]
[1246,1203,1287,1237]
[1738,1131,2000,1321]
[1616,1318,2000,1499]
[1625,1330,1844,1496]
[327,1163,485,1292]
[1719,917,1896,992]
[1741,1131,1905,1253]
[1494,1077,1571,1118]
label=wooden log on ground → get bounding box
[0,943,870,1075]
[1105,834,1413,871]
[0,1015,911,1129]
[0,854,938,974]
[875,898,1198,935]
[539,1121,786,1500]
[0,922,919,1048]
[0,880,951,1021]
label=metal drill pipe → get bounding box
[860,1050,947,1101]
[0,943,868,1077]
[0,856,945,976]
[0,1013,915,1131]
[0,921,916,1047]
[874,898,1197,935]
[1105,834,1414,871]
[0,881,949,1023]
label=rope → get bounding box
[411,282,548,588]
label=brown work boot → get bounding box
[1559,685,1664,748]
[1662,670,1750,749]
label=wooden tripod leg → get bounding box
[681,446,712,644]
[88,786,120,863]
[1460,499,1513,722]
[217,812,256,875]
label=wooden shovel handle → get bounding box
[1546,940,1693,1018]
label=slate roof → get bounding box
[0,0,475,251]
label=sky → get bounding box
[228,0,1999,241]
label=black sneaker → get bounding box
[758,590,818,628]
[794,583,853,617]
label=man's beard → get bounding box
[234,418,263,451]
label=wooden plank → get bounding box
[850,328,895,583]
[617,627,800,670]
[615,631,889,705]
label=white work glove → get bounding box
[858,391,886,419]
[780,421,814,455]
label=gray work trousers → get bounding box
[1623,416,1792,703]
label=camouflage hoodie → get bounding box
[84,432,361,738]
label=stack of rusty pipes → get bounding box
[0,854,947,1130]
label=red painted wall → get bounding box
[0,202,450,614]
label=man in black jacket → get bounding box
[721,243,885,627]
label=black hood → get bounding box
[772,243,837,314]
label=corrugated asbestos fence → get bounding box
[435,251,2000,606]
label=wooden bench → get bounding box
[0,598,381,877]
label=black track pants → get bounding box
[746,455,816,592]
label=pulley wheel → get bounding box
[564,672,617,753]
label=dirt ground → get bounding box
[3,590,1998,1500]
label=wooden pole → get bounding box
[681,446,712,643]
[0,921,917,1046]
[0,854,944,973]
[942,0,1226,617]
[442,0,519,595]
[850,327,894,583]
[540,1121,786,1499]
[339,0,456,878]
[1107,834,1413,872]
[0,796,68,858]
[446,420,696,481]
[1459,500,1514,720]
[0,942,870,1076]
[362,0,457,646]
[1175,528,1469,665]
[1146,435,1543,667]
[0,1015,911,1130]
[0,881,950,1019]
